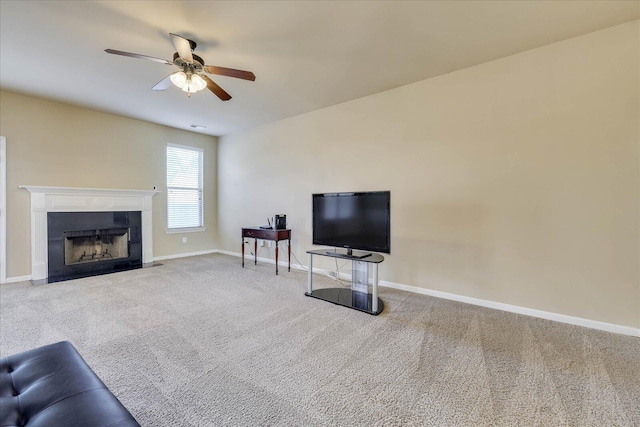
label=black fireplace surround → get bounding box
[47,211,142,283]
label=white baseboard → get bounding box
[220,249,639,338]
[216,249,241,258]
[2,250,219,283]
[3,275,31,284]
[219,248,310,272]
[380,280,640,338]
[16,249,633,337]
[153,249,217,262]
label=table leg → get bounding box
[254,239,257,265]
[288,238,291,272]
[275,240,279,275]
[241,237,245,268]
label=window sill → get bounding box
[166,227,206,234]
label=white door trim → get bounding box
[0,136,6,284]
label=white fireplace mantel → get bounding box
[20,186,159,282]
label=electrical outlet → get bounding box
[260,240,265,247]
[182,237,187,244]
[268,241,272,248]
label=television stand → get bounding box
[305,249,384,315]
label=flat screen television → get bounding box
[312,191,390,257]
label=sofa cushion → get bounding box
[0,341,140,427]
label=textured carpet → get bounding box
[1,254,638,426]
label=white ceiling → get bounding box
[1,1,638,136]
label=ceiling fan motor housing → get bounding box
[173,52,204,71]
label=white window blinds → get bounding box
[166,143,203,230]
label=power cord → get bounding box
[333,255,350,287]
[276,242,307,271]
[243,240,256,257]
[275,243,349,286]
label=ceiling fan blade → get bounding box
[203,65,256,81]
[170,33,193,63]
[202,75,231,101]
[104,49,172,65]
[152,75,173,91]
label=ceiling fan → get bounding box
[105,33,255,100]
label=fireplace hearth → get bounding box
[48,211,142,283]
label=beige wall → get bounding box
[0,91,218,278]
[218,21,639,328]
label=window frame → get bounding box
[166,142,205,233]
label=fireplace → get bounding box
[47,211,142,283]
[20,186,158,284]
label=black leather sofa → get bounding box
[0,341,140,427]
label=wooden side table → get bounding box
[241,227,291,275]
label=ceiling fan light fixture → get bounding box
[182,80,196,93]
[191,74,207,91]
[181,74,207,94]
[170,71,187,88]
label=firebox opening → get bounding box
[64,228,129,265]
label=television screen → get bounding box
[312,191,390,254]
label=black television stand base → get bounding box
[306,249,385,315]
[305,289,384,315]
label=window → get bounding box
[166,143,204,231]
